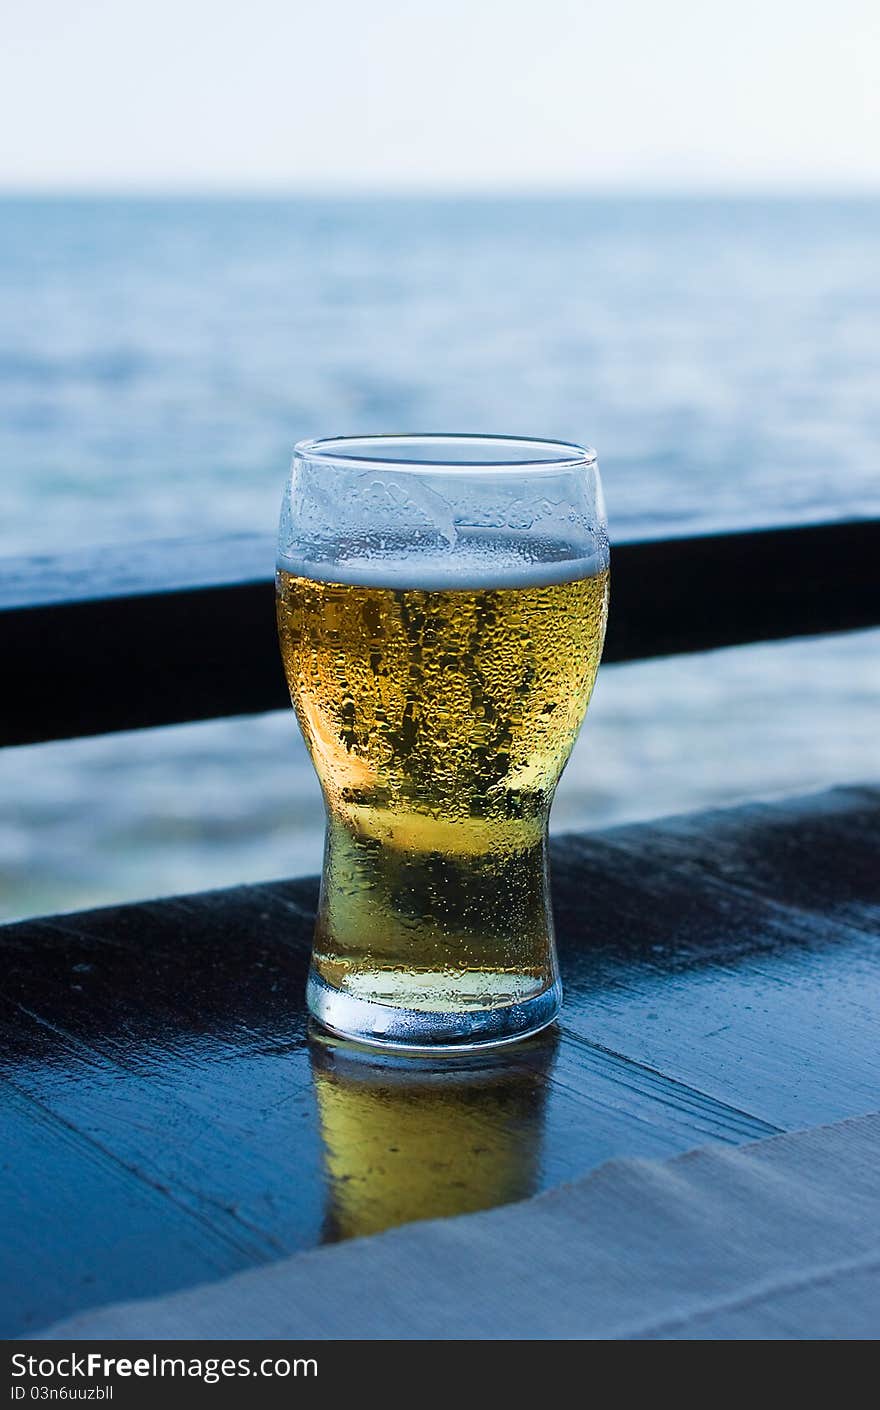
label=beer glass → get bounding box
[276,435,609,1052]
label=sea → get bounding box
[1,195,878,920]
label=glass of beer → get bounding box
[276,435,609,1052]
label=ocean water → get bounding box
[1,195,878,919]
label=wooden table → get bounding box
[2,785,877,1338]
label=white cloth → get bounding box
[33,1111,880,1341]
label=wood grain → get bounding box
[0,786,876,1335]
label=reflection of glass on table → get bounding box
[310,1028,558,1241]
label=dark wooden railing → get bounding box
[1,519,878,747]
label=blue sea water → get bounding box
[1,196,878,919]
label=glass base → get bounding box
[306,969,562,1054]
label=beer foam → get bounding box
[277,529,608,590]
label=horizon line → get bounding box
[1,181,880,201]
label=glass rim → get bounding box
[294,433,598,473]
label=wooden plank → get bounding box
[550,785,880,1128]
[607,519,880,662]
[0,1083,253,1338]
[2,519,878,745]
[613,783,880,935]
[0,787,875,1334]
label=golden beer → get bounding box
[276,557,609,1022]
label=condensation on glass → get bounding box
[276,434,609,1051]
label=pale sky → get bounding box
[1,0,878,191]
